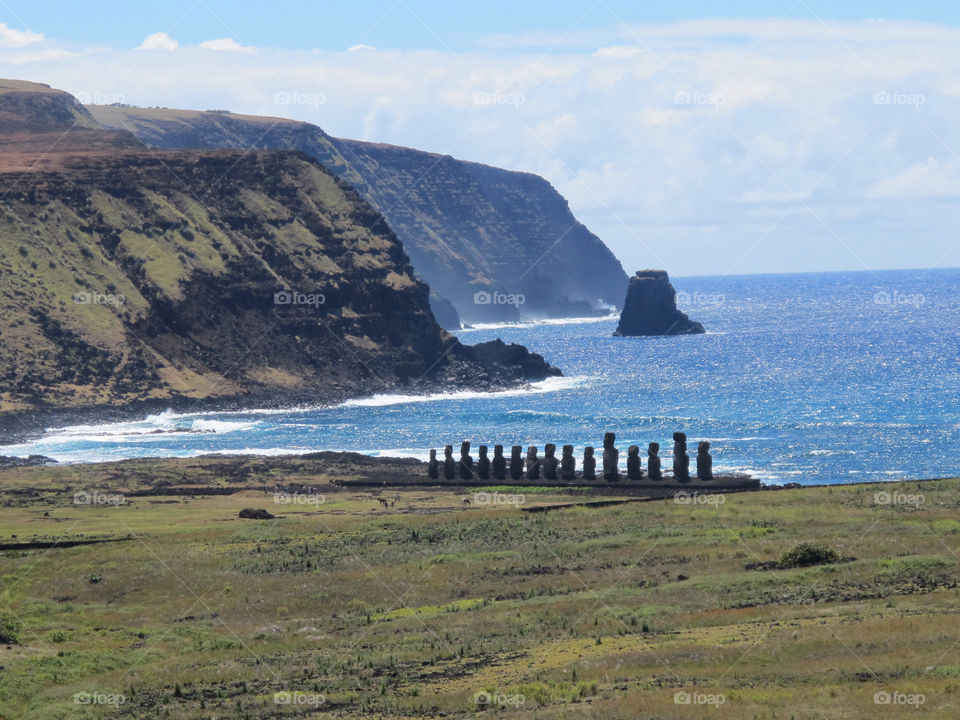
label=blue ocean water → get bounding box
[2,269,958,486]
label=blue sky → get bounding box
[1,1,958,51]
[2,2,960,276]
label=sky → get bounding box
[1,1,960,277]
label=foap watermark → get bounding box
[473,290,525,307]
[273,91,325,107]
[274,290,325,307]
[674,491,725,508]
[873,91,925,108]
[874,490,925,509]
[676,290,725,308]
[474,690,526,708]
[674,690,726,707]
[474,491,525,507]
[74,490,126,507]
[473,91,525,107]
[74,291,125,306]
[274,491,325,507]
[74,691,126,706]
[674,90,725,107]
[874,690,925,707]
[873,290,926,308]
[274,690,326,707]
[74,91,126,105]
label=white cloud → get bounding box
[865,158,960,199]
[10,18,960,274]
[0,22,43,48]
[738,189,812,204]
[198,37,255,53]
[594,45,643,58]
[137,32,178,51]
[346,44,376,52]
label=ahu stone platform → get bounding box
[341,432,758,491]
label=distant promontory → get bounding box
[614,270,705,336]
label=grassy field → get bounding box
[1,459,959,718]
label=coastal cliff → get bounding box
[614,270,705,336]
[87,105,629,325]
[0,80,559,420]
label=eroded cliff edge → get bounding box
[87,105,629,325]
[0,80,559,431]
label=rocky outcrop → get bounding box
[87,105,629,324]
[0,454,56,468]
[0,80,560,417]
[614,270,705,337]
[238,508,274,520]
[428,291,461,330]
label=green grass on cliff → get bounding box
[0,150,428,412]
[0,461,958,718]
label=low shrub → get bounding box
[0,612,22,644]
[778,542,840,569]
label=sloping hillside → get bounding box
[0,81,559,417]
[88,105,629,325]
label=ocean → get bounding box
[2,268,958,486]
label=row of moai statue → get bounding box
[427,432,713,482]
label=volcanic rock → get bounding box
[614,270,705,336]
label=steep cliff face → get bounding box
[87,105,629,325]
[0,79,99,133]
[0,81,559,415]
[614,270,705,337]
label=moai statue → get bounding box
[492,445,507,480]
[697,441,713,480]
[561,444,576,481]
[673,432,690,482]
[583,446,597,481]
[477,445,490,480]
[443,445,456,480]
[542,444,559,480]
[510,446,524,480]
[647,442,662,481]
[459,441,474,480]
[627,445,643,480]
[526,446,541,480]
[603,432,619,481]
[428,449,439,479]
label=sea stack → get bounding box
[614,270,705,336]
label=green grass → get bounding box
[1,462,959,718]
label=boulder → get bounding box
[239,508,274,520]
